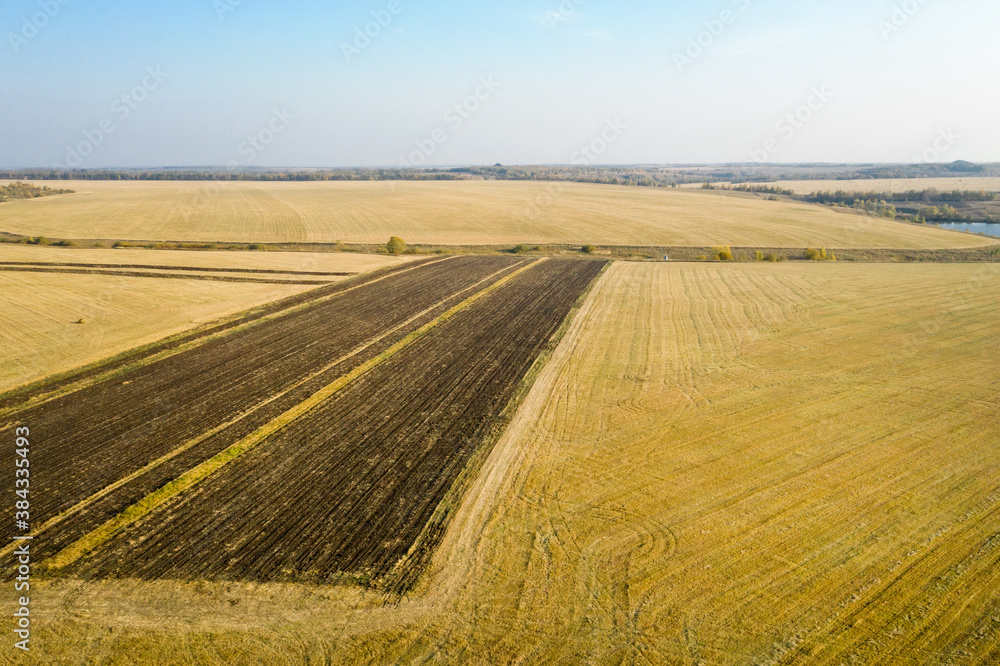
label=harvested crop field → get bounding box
[5,256,606,591]
[0,265,337,285]
[770,176,1000,195]
[0,248,411,392]
[373,261,1000,663]
[0,243,408,274]
[2,257,524,556]
[66,259,605,586]
[0,179,992,249]
[12,260,1000,665]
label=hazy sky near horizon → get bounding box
[2,0,998,168]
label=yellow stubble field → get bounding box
[0,179,994,249]
[0,247,412,392]
[22,260,1000,664]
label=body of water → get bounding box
[935,222,1000,238]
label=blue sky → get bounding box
[1,0,998,168]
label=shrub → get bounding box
[696,254,708,261]
[386,236,407,255]
[581,244,597,254]
[512,244,532,254]
[712,246,733,261]
[53,239,76,247]
[764,253,782,262]
[248,243,265,251]
[804,248,837,261]
[754,250,765,262]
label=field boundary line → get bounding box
[383,259,612,595]
[43,259,544,572]
[0,257,451,420]
[0,258,528,562]
[0,265,337,285]
[0,261,358,276]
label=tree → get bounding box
[386,236,407,255]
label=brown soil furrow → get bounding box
[70,259,607,586]
[0,257,440,413]
[20,258,531,565]
[0,256,518,543]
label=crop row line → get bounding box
[0,261,357,276]
[0,258,525,563]
[43,259,543,572]
[0,265,336,285]
[382,259,613,594]
[0,257,451,421]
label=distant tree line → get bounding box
[447,166,687,187]
[0,169,466,182]
[703,183,796,196]
[0,181,74,202]
[0,166,701,188]
[700,183,1000,222]
[726,161,995,183]
[915,205,962,222]
[807,189,996,204]
[804,189,999,222]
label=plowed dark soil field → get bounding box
[1,256,527,554]
[68,258,606,586]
